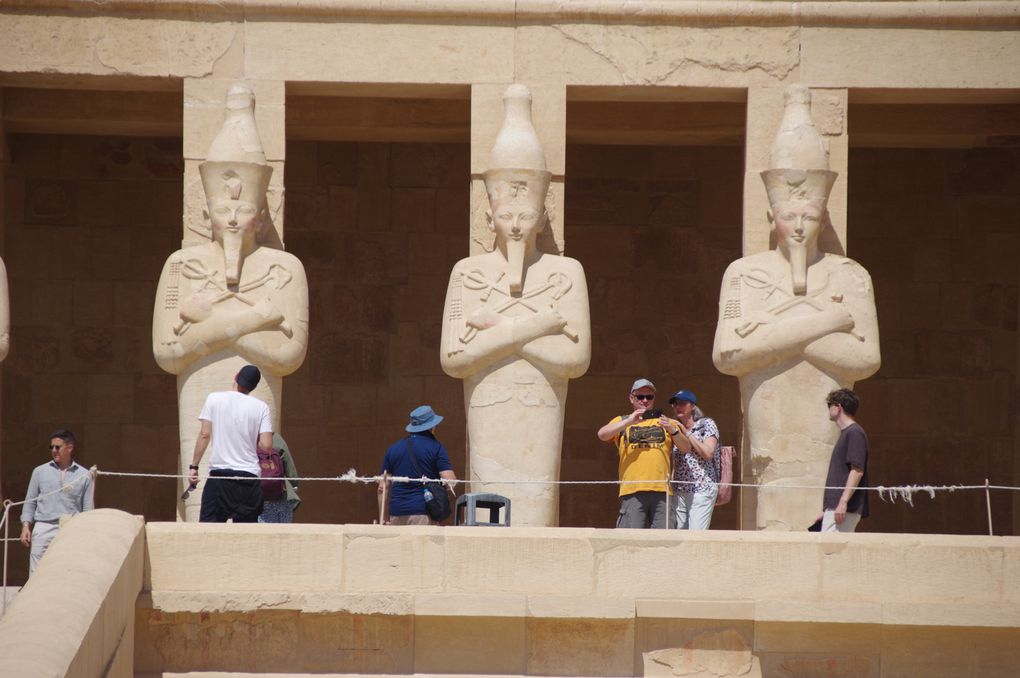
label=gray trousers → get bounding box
[617,491,672,529]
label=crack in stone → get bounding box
[551,24,799,84]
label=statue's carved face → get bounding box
[209,198,260,243]
[770,200,824,249]
[489,192,546,244]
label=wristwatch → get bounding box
[188,464,199,470]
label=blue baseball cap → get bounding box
[668,390,697,405]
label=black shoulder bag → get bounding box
[405,437,451,521]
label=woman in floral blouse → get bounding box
[665,389,721,529]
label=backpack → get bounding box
[258,446,286,500]
[715,446,735,506]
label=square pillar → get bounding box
[470,83,566,256]
[0,88,7,499]
[740,86,850,530]
[182,78,287,248]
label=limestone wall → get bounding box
[850,146,1020,535]
[135,521,1020,676]
[1,133,182,570]
[4,131,1019,545]
[281,139,471,521]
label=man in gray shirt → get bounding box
[20,430,94,574]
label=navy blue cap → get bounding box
[668,390,697,405]
[235,365,262,391]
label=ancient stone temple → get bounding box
[0,1,1019,676]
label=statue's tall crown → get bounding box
[484,84,551,200]
[761,84,836,204]
[200,83,273,207]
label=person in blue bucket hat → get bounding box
[378,406,458,525]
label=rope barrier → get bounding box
[0,465,1011,611]
[92,468,1020,496]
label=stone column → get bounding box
[168,80,299,521]
[0,89,7,501]
[471,83,566,256]
[739,85,852,530]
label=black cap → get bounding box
[236,365,261,391]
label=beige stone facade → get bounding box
[0,0,1019,673]
[0,510,1018,677]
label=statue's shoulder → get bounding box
[162,243,215,267]
[267,247,305,269]
[821,252,873,283]
[538,253,586,276]
[450,253,494,275]
[724,251,774,275]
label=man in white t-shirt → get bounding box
[188,364,273,522]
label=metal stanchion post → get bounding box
[2,501,10,616]
[985,478,993,536]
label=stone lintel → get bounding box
[287,94,470,144]
[2,87,181,137]
[5,1,1020,29]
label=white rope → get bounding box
[91,468,1020,497]
[4,467,95,510]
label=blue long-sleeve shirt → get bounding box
[20,461,94,524]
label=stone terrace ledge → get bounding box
[135,522,1020,677]
[4,0,1020,28]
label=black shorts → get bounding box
[199,469,264,523]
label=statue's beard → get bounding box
[789,242,807,295]
[506,239,526,293]
[221,230,246,286]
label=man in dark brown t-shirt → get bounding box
[821,388,869,532]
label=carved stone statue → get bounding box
[153,83,309,521]
[712,84,880,530]
[441,85,591,527]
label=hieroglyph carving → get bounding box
[153,83,308,521]
[441,85,591,527]
[713,84,880,530]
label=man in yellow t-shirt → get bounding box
[597,378,685,528]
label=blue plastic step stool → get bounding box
[455,493,511,526]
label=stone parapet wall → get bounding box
[0,509,144,678]
[136,522,1020,676]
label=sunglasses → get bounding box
[633,394,655,401]
[49,444,64,451]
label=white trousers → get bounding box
[821,510,861,533]
[29,521,60,575]
[673,485,718,530]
